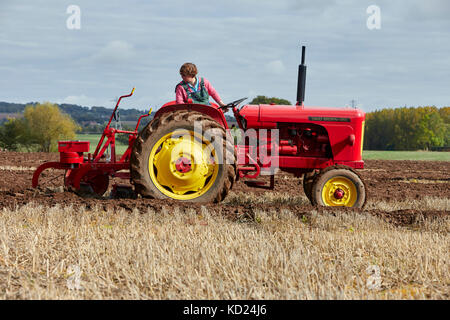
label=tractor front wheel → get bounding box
[303,170,318,202]
[310,165,367,208]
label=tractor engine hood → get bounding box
[239,104,365,128]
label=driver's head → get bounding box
[180,63,197,82]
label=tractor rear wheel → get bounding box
[130,110,236,203]
[310,165,367,208]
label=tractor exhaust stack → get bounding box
[296,45,307,106]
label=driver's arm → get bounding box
[175,85,187,104]
[204,78,225,107]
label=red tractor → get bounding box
[33,46,367,207]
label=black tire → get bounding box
[303,170,318,203]
[310,165,367,208]
[130,110,236,203]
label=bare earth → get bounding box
[0,151,448,227]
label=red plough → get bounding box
[32,88,150,196]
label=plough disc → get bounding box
[78,170,110,196]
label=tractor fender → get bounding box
[153,101,229,129]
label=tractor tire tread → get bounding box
[311,164,367,208]
[130,110,236,203]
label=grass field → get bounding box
[76,134,450,161]
[75,134,128,155]
[363,150,450,161]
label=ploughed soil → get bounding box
[0,151,448,227]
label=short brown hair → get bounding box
[180,63,198,77]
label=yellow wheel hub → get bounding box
[148,130,219,200]
[321,176,357,207]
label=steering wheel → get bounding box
[219,97,248,111]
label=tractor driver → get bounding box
[175,62,227,109]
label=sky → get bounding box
[0,0,449,113]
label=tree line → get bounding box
[0,102,80,152]
[247,98,449,151]
[0,97,448,152]
[364,106,449,151]
[0,101,150,127]
[0,101,236,132]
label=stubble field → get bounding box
[0,151,448,299]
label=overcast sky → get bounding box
[0,0,449,112]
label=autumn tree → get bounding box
[0,102,80,152]
[24,102,81,152]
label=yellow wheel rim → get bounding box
[321,176,357,207]
[148,130,219,200]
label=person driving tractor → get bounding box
[175,62,227,109]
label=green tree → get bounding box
[249,96,292,105]
[0,103,81,152]
[439,107,450,146]
[0,117,28,150]
[364,106,447,151]
[364,108,396,150]
[413,107,445,150]
[394,107,417,150]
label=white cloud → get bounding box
[0,0,449,111]
[89,40,136,64]
[265,60,286,74]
